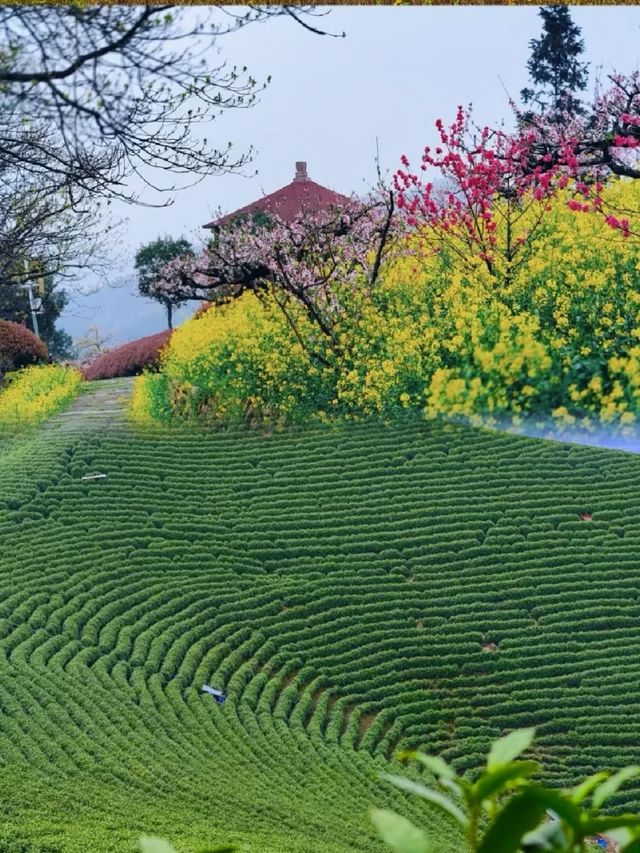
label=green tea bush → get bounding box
[3,422,640,849]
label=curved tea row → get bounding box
[0,420,639,849]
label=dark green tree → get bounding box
[135,237,194,330]
[521,6,589,118]
[0,276,76,360]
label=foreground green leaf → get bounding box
[521,819,568,852]
[608,826,640,850]
[472,761,540,804]
[571,771,609,804]
[592,767,640,810]
[477,789,548,853]
[519,787,583,832]
[398,751,458,782]
[487,728,536,771]
[381,773,468,827]
[370,808,432,853]
[582,814,640,835]
[397,751,463,796]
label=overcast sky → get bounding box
[59,5,640,346]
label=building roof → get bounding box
[203,162,350,229]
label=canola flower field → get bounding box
[0,365,83,429]
[1,417,640,851]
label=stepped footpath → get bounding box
[45,376,135,432]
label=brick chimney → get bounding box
[294,161,308,182]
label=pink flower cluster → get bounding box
[151,192,401,336]
[394,73,640,257]
[394,106,565,267]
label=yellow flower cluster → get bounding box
[131,178,640,430]
[0,364,82,428]
[335,288,439,417]
[395,179,640,428]
[130,293,333,425]
[130,373,170,428]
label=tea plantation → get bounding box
[1,418,640,851]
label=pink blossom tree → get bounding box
[521,72,640,237]
[151,189,399,365]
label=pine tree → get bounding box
[521,6,589,118]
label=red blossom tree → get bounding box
[394,105,568,279]
[394,73,640,264]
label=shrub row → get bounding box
[82,330,171,380]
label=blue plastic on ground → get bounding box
[201,684,226,704]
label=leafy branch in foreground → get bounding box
[138,728,640,853]
[139,835,236,853]
[372,727,640,852]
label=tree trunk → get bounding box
[166,300,173,330]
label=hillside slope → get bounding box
[0,419,639,850]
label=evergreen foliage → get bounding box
[0,278,75,361]
[521,6,589,118]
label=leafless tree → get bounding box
[0,5,337,301]
[0,128,108,286]
[0,5,337,202]
[75,325,113,361]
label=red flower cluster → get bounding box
[394,106,564,267]
[604,214,631,238]
[395,73,640,258]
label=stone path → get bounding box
[45,377,135,433]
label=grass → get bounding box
[1,417,640,850]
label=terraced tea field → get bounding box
[1,417,640,851]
